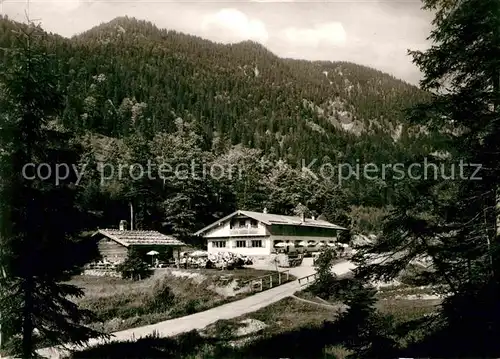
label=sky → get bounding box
[0,0,433,85]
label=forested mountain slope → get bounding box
[66,17,429,161]
[1,16,431,160]
[0,15,438,234]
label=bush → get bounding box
[148,279,175,312]
[116,249,152,280]
[327,278,402,358]
[184,299,200,315]
[309,247,341,300]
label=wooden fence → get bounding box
[85,263,117,270]
[297,273,319,287]
[242,270,291,292]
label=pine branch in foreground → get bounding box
[0,21,109,358]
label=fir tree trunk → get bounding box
[494,46,500,282]
[21,277,34,358]
[494,188,500,278]
[485,207,495,278]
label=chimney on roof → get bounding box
[263,208,268,214]
[301,212,305,222]
[119,220,127,231]
[312,215,315,220]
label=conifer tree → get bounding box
[354,0,500,355]
[0,21,107,357]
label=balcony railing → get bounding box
[229,227,261,235]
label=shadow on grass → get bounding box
[70,322,489,359]
[71,307,493,359]
[70,322,348,359]
[232,323,341,359]
[70,331,222,359]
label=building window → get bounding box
[250,220,258,228]
[236,240,246,248]
[251,240,263,248]
[238,219,246,228]
[212,241,226,248]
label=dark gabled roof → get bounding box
[194,210,347,236]
[93,229,185,247]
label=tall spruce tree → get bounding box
[0,22,106,357]
[353,0,500,356]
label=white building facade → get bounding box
[194,210,347,259]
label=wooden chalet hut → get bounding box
[91,220,186,266]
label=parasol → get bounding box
[146,250,160,266]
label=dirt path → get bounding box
[36,260,355,359]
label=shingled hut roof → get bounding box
[93,229,185,247]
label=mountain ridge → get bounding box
[75,16,418,86]
[0,15,434,170]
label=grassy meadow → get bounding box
[68,267,294,333]
[69,287,439,359]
